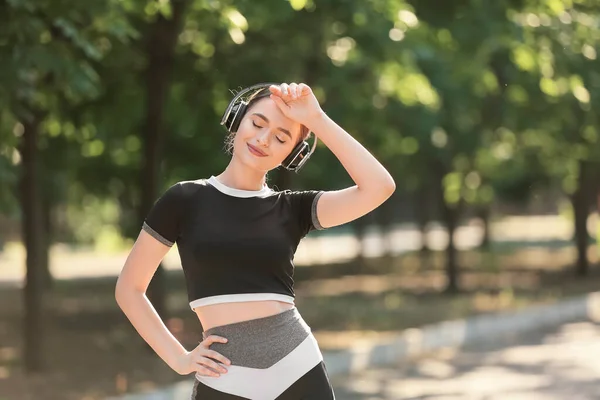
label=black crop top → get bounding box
[142,176,325,310]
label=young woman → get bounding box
[115,82,395,399]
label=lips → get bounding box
[247,143,267,157]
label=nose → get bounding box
[256,129,270,147]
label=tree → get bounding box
[512,0,600,275]
[136,0,189,320]
[0,0,133,372]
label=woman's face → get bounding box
[231,97,302,172]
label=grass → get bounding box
[0,244,598,400]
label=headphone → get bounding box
[220,82,318,172]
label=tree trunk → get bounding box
[442,200,460,293]
[353,216,369,265]
[597,186,600,251]
[20,115,45,372]
[572,160,591,277]
[375,194,395,259]
[139,0,188,319]
[40,196,52,290]
[434,163,461,293]
[415,185,430,254]
[478,205,491,250]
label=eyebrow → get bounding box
[251,113,292,139]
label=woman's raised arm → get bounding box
[270,83,396,229]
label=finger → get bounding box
[202,335,228,346]
[280,83,289,97]
[298,83,311,97]
[204,350,231,366]
[198,357,228,374]
[270,94,290,114]
[269,85,282,96]
[196,365,221,378]
[289,82,298,99]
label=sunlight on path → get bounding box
[334,320,600,399]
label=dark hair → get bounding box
[224,88,309,155]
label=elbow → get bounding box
[115,278,137,308]
[377,177,395,206]
[115,277,146,302]
[115,280,126,307]
[387,177,396,194]
[381,175,396,199]
[362,175,395,204]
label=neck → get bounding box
[217,157,267,191]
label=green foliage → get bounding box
[1,0,599,242]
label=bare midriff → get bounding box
[194,300,295,331]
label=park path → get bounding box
[332,319,600,400]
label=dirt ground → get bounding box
[0,246,598,400]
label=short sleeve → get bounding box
[142,182,184,247]
[287,190,325,237]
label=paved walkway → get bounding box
[332,320,600,399]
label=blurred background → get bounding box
[0,0,599,399]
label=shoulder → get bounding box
[178,178,211,195]
[158,178,213,206]
[270,188,325,234]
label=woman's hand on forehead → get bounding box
[268,82,323,126]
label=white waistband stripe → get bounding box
[189,293,295,309]
[195,334,323,400]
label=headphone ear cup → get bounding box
[229,102,247,133]
[223,103,238,132]
[282,141,310,170]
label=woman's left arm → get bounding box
[306,112,396,229]
[270,83,396,229]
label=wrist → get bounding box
[305,109,329,133]
[171,350,191,375]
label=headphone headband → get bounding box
[219,82,277,127]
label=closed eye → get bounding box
[252,121,286,144]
